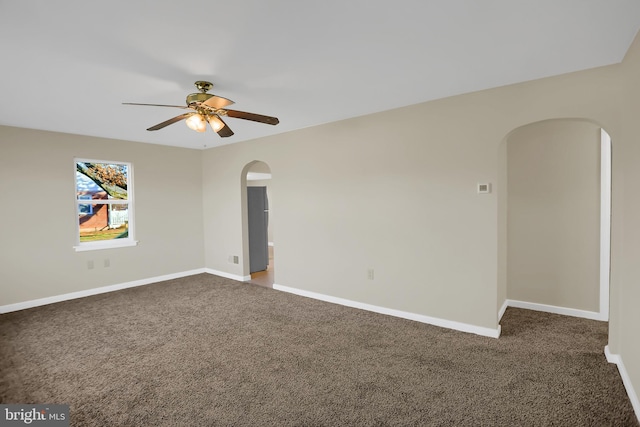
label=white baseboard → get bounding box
[604,345,640,423]
[506,299,606,321]
[273,283,501,338]
[498,300,508,322]
[203,268,251,282]
[0,268,207,314]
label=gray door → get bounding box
[248,186,269,273]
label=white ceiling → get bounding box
[1,1,639,150]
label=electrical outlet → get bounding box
[87,260,94,270]
[233,256,239,264]
[104,259,110,268]
[367,268,374,280]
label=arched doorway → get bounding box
[241,161,275,287]
[498,118,611,321]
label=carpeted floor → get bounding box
[1,273,637,426]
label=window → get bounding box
[74,159,137,251]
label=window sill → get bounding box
[73,240,138,252]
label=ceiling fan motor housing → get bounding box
[186,92,213,106]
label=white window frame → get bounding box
[73,158,138,252]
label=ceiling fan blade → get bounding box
[224,109,279,125]
[202,95,234,109]
[147,113,193,131]
[123,102,189,109]
[208,115,234,137]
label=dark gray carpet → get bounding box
[1,273,637,426]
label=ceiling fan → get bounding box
[123,81,279,138]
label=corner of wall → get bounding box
[604,346,640,423]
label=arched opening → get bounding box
[498,118,611,322]
[241,160,275,287]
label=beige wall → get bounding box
[203,117,502,329]
[506,120,601,311]
[0,127,205,306]
[614,29,640,406]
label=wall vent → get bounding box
[477,183,491,194]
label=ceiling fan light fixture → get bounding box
[208,115,224,132]
[185,114,207,132]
